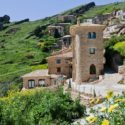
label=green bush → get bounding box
[113,41,125,56]
[0,88,86,125]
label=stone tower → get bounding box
[70,22,105,84]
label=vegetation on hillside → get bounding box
[104,35,125,66]
[0,88,86,125]
[113,41,125,57]
[81,1,125,19]
[62,2,95,16]
[0,16,61,96]
[105,35,125,52]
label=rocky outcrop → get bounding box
[69,2,95,16]
[14,18,29,25]
[0,15,10,23]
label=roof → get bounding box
[22,69,67,79]
[22,69,49,78]
[55,51,72,58]
[48,48,72,56]
[80,23,105,27]
[70,23,106,31]
[47,51,73,59]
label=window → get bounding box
[123,15,125,19]
[89,48,96,54]
[28,80,35,88]
[57,67,61,73]
[88,32,96,39]
[88,32,91,39]
[90,64,96,75]
[56,59,61,64]
[39,79,46,87]
[92,32,96,39]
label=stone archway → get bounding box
[90,64,96,75]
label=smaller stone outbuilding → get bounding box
[93,13,113,24]
[61,35,72,48]
[48,25,64,37]
[58,15,76,23]
[22,69,66,89]
[47,49,73,78]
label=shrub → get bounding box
[0,89,86,124]
[113,41,125,56]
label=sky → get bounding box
[0,0,124,21]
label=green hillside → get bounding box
[0,18,58,83]
[80,1,125,19]
[0,1,125,95]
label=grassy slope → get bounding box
[81,1,125,19]
[0,1,125,83]
[0,18,57,83]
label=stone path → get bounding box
[70,73,125,97]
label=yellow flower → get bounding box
[86,116,97,124]
[115,98,125,103]
[100,107,106,112]
[95,98,100,104]
[102,119,109,125]
[108,104,119,113]
[114,99,122,103]
[90,98,95,104]
[105,91,114,100]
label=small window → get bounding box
[57,67,61,73]
[39,79,46,87]
[89,48,96,54]
[28,80,35,88]
[88,32,91,39]
[88,32,96,39]
[56,59,61,64]
[92,32,96,39]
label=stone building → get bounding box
[93,13,113,24]
[83,18,93,24]
[22,21,106,88]
[70,22,105,83]
[47,48,72,78]
[61,35,72,48]
[22,70,66,89]
[48,25,64,37]
[58,15,75,23]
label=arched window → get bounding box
[28,80,35,88]
[92,32,96,39]
[90,64,96,74]
[88,32,91,39]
